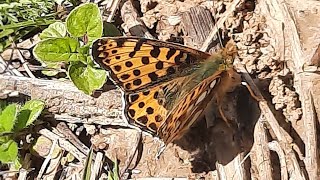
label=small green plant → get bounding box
[107,158,120,180]
[33,3,109,95]
[0,0,57,52]
[0,100,45,169]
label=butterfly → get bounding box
[90,37,241,145]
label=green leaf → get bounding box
[82,147,94,180]
[0,104,17,132]
[68,62,107,95]
[103,22,122,37]
[33,37,87,63]
[79,44,90,55]
[0,29,14,39]
[112,158,120,180]
[14,157,22,169]
[0,140,18,164]
[39,22,67,40]
[15,100,45,131]
[66,3,103,42]
[107,158,120,180]
[41,62,62,76]
[0,100,7,113]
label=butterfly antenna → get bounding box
[212,9,224,49]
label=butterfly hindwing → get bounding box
[123,84,168,135]
[158,74,221,144]
[123,76,187,136]
[91,37,211,92]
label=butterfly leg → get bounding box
[241,82,264,102]
[217,102,233,128]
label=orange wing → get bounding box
[91,37,211,92]
[158,74,220,144]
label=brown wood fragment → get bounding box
[181,6,216,49]
[120,0,154,38]
[310,44,320,66]
[0,75,126,126]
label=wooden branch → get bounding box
[251,120,273,180]
[259,0,320,178]
[0,74,127,126]
[181,6,216,49]
[268,141,288,180]
[39,128,86,164]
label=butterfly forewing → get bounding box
[91,37,211,92]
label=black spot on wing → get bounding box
[156,61,164,69]
[141,57,150,64]
[150,46,160,58]
[115,38,126,47]
[133,79,142,86]
[125,83,131,90]
[143,90,150,96]
[166,48,176,59]
[146,107,154,114]
[148,72,158,81]
[137,116,148,124]
[138,102,145,108]
[114,65,121,72]
[129,94,139,102]
[128,109,135,118]
[125,61,133,67]
[149,123,157,131]
[120,74,130,80]
[133,69,141,76]
[174,51,184,64]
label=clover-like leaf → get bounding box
[0,104,17,132]
[0,140,18,164]
[39,22,67,40]
[68,61,107,95]
[15,100,45,131]
[66,3,103,42]
[33,37,87,63]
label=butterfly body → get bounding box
[91,37,240,144]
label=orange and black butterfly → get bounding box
[91,37,240,144]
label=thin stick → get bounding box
[120,131,142,177]
[37,140,58,180]
[0,54,24,76]
[200,0,242,52]
[107,0,122,22]
[91,152,104,180]
[268,141,288,180]
[11,42,35,78]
